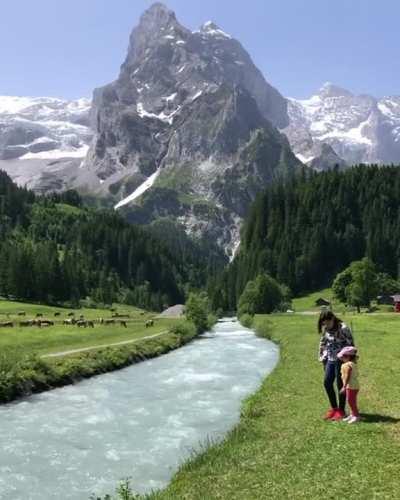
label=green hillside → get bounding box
[0,170,215,311]
[210,165,400,311]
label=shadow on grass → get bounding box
[360,413,400,424]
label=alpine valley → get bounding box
[1,3,400,256]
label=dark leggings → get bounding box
[323,360,346,411]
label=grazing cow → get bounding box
[63,318,76,325]
[54,312,61,317]
[112,313,130,318]
[140,312,145,316]
[36,313,43,318]
[17,311,26,316]
[0,321,14,327]
[76,320,87,328]
[19,320,31,327]
[68,312,75,317]
[40,320,54,327]
[145,319,154,328]
[105,319,116,325]
[120,320,127,328]
[87,320,95,328]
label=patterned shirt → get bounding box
[319,323,354,362]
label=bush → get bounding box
[170,322,197,343]
[333,258,380,311]
[238,274,288,316]
[239,314,254,328]
[90,478,141,500]
[185,292,212,334]
[207,313,217,330]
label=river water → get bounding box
[0,319,279,499]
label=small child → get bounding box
[338,346,360,423]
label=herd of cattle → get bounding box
[0,311,156,329]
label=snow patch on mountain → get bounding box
[199,21,232,39]
[115,168,161,209]
[21,144,89,160]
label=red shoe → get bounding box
[331,409,346,421]
[323,408,337,420]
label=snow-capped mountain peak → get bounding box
[317,82,353,98]
[199,20,232,39]
[283,84,400,166]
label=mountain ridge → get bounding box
[284,82,400,166]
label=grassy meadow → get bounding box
[291,287,395,314]
[0,299,180,357]
[0,298,193,404]
[135,311,400,499]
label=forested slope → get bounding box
[0,171,214,310]
[210,165,400,310]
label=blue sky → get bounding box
[1,0,399,100]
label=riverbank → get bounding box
[0,322,197,404]
[131,313,400,499]
[0,318,277,499]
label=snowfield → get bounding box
[284,83,400,165]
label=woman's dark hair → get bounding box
[318,310,343,334]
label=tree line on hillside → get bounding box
[209,165,400,311]
[0,171,216,310]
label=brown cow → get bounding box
[0,321,14,327]
[68,312,75,317]
[54,312,61,317]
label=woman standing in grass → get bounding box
[318,311,354,421]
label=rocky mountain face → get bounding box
[284,82,400,167]
[80,2,300,256]
[4,4,399,255]
[0,96,92,191]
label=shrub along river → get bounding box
[0,318,279,499]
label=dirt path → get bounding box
[42,330,169,359]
